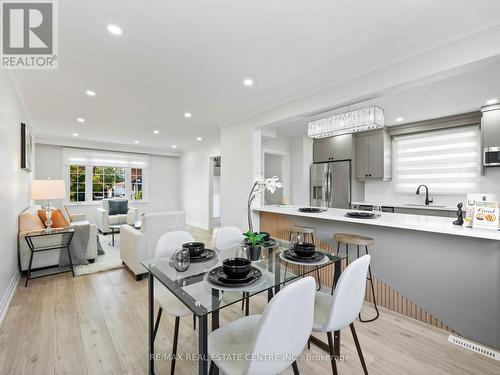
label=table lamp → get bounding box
[31,179,66,233]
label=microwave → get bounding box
[484,147,500,166]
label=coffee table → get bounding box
[108,221,141,246]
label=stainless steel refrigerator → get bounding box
[310,160,351,208]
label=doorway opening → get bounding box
[262,151,289,205]
[208,156,221,230]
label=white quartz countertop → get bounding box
[351,201,458,212]
[254,205,500,241]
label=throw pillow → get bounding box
[37,209,70,228]
[20,212,45,232]
[108,199,128,215]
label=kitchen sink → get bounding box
[402,204,446,208]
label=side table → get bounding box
[24,228,75,287]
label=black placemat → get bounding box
[207,266,262,287]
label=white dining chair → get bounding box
[208,276,316,375]
[214,226,243,255]
[214,226,251,314]
[153,230,204,375]
[313,255,371,375]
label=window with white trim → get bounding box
[394,125,480,195]
[63,148,148,203]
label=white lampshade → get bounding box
[31,180,66,200]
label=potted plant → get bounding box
[242,230,267,261]
[246,176,283,233]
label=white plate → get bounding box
[279,251,329,266]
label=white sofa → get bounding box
[96,198,139,234]
[120,211,185,280]
[18,205,98,271]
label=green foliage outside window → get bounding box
[69,165,85,202]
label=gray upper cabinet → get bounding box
[313,134,353,163]
[482,106,500,147]
[355,129,392,180]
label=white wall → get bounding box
[0,72,32,322]
[289,135,313,205]
[180,144,220,230]
[221,125,261,231]
[364,167,500,207]
[34,143,181,222]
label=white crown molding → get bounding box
[221,20,500,130]
[7,70,35,125]
[35,134,181,157]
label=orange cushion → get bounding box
[37,209,70,229]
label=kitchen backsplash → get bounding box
[364,168,500,207]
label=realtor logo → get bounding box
[1,0,58,69]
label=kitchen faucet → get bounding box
[416,184,433,205]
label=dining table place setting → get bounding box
[204,257,267,292]
[281,241,328,264]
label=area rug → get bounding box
[74,234,123,276]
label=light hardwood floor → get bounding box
[0,229,497,374]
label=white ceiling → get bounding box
[15,0,500,152]
[273,55,500,136]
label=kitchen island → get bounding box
[254,205,500,350]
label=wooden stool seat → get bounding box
[334,233,374,247]
[288,226,315,247]
[288,226,315,234]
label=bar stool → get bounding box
[333,233,379,322]
[288,226,315,244]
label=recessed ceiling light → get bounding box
[184,112,192,118]
[76,117,85,123]
[134,140,139,144]
[85,90,96,97]
[153,130,160,134]
[486,98,498,105]
[243,78,254,87]
[196,137,203,141]
[72,133,79,137]
[172,145,177,149]
[395,117,404,122]
[107,24,123,36]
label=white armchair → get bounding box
[96,198,139,234]
[120,211,186,280]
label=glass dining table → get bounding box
[142,240,346,375]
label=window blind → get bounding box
[62,148,149,168]
[394,125,480,194]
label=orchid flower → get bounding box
[247,176,283,232]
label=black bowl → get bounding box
[222,257,251,279]
[182,242,205,257]
[258,232,271,241]
[292,242,315,257]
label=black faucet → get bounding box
[416,184,433,205]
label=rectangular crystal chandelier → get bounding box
[307,105,384,138]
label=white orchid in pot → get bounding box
[246,175,283,234]
[243,175,283,261]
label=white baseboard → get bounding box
[0,270,20,326]
[185,219,209,231]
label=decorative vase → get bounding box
[248,245,261,261]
